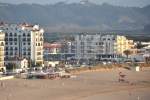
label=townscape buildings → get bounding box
[0,22,149,72]
[44,33,136,64]
[0,23,44,71]
[74,33,135,61]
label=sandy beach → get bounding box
[0,67,150,100]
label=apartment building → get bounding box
[75,33,118,60]
[44,42,62,61]
[61,41,76,60]
[116,35,135,55]
[0,23,44,67]
[0,30,5,72]
[44,41,76,61]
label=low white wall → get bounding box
[0,76,14,80]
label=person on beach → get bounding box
[118,72,126,82]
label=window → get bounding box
[99,42,103,45]
[14,38,17,41]
[27,33,30,37]
[15,52,17,55]
[10,47,13,50]
[28,48,31,51]
[27,38,30,41]
[14,33,17,36]
[10,42,13,45]
[5,47,8,50]
[5,32,8,36]
[5,38,8,41]
[40,38,43,41]
[40,33,43,36]
[9,38,13,41]
[28,42,30,45]
[23,47,26,50]
[37,52,41,55]
[15,47,17,50]
[23,33,26,36]
[10,52,13,55]
[1,42,4,46]
[23,43,26,45]
[23,52,26,55]
[5,52,8,55]
[9,33,12,36]
[28,52,30,55]
[23,38,26,41]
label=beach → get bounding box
[0,67,150,100]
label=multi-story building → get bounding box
[75,33,119,60]
[0,30,5,72]
[0,23,44,67]
[44,41,76,61]
[44,42,62,61]
[75,33,101,59]
[116,35,135,55]
[74,33,136,61]
[61,41,76,60]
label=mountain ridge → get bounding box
[0,2,150,32]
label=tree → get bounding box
[123,50,132,58]
[136,42,148,49]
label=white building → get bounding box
[5,58,28,69]
[0,30,5,72]
[0,23,44,67]
[74,33,119,60]
[101,35,116,54]
[44,61,60,67]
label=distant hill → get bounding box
[0,2,150,32]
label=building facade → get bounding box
[5,58,28,70]
[75,33,118,60]
[0,23,44,67]
[116,35,135,55]
[44,41,76,61]
[44,42,62,61]
[0,30,5,72]
[74,33,134,61]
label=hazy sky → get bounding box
[0,0,150,7]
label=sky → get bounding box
[0,0,150,7]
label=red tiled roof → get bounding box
[44,43,62,48]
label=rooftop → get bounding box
[44,42,62,48]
